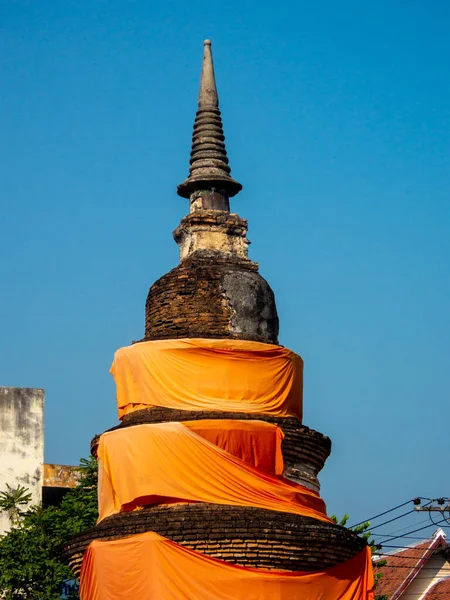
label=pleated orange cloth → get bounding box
[97,422,328,523]
[184,419,284,475]
[110,338,303,420]
[80,531,375,600]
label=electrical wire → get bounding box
[374,535,440,541]
[349,499,414,528]
[350,497,446,530]
[372,517,431,538]
[375,518,449,545]
[428,510,443,529]
[367,502,434,539]
[374,553,440,560]
[368,509,416,531]
[379,541,447,550]
[436,509,450,528]
[375,565,450,571]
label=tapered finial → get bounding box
[198,40,218,108]
[177,40,242,200]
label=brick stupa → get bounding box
[65,40,366,586]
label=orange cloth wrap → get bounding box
[184,419,284,475]
[80,531,375,600]
[97,422,327,523]
[110,339,303,420]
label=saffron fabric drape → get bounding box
[110,338,303,420]
[184,419,285,475]
[97,422,327,523]
[80,531,375,600]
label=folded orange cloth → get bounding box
[97,422,327,523]
[110,338,303,420]
[80,531,374,600]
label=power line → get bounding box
[379,542,446,550]
[350,500,415,528]
[349,499,414,528]
[377,536,436,541]
[372,517,431,538]
[374,534,441,542]
[429,510,443,529]
[374,553,445,560]
[375,565,450,571]
[375,518,449,545]
[369,509,416,531]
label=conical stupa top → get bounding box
[198,40,218,108]
[177,40,242,199]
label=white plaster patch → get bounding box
[0,387,44,534]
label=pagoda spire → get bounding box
[198,39,218,108]
[177,40,242,205]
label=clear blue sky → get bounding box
[1,0,449,535]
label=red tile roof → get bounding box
[374,532,448,600]
[424,578,450,599]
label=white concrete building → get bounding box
[0,386,45,534]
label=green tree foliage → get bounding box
[331,514,388,600]
[0,457,98,600]
[0,484,32,525]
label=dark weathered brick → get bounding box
[64,504,366,577]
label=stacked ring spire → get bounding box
[177,40,242,199]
